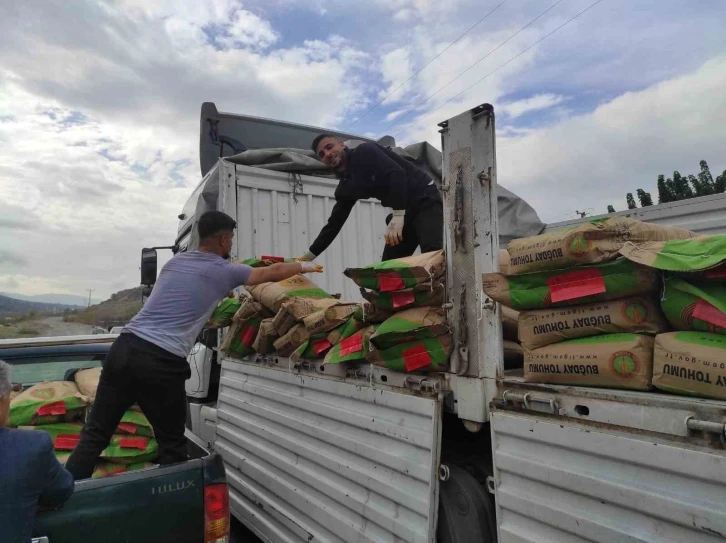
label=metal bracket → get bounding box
[404,376,441,393]
[502,390,560,415]
[439,465,451,482]
[486,476,496,495]
[685,416,726,443]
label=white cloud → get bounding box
[217,9,279,50]
[378,48,413,104]
[499,93,568,119]
[497,56,726,222]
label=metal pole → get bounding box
[86,288,95,308]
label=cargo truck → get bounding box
[145,102,726,542]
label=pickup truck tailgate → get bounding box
[35,460,208,543]
[490,400,726,542]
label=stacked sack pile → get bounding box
[483,217,696,391]
[344,250,454,373]
[9,370,157,478]
[619,234,726,399]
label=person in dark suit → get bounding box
[0,360,75,543]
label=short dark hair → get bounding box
[198,211,236,240]
[311,133,340,153]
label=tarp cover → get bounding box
[188,142,544,248]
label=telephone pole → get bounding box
[86,288,95,308]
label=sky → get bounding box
[0,0,725,299]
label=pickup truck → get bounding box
[0,334,231,543]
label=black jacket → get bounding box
[309,143,440,256]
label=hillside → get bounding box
[0,292,99,306]
[69,287,144,327]
[0,294,77,317]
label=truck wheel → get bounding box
[437,464,497,543]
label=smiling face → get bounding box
[315,137,347,171]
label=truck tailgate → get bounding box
[35,460,207,543]
[490,391,726,542]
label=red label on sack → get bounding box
[261,255,284,262]
[54,434,80,450]
[119,437,149,450]
[706,264,726,279]
[37,401,67,417]
[392,290,416,309]
[313,338,332,356]
[339,333,363,357]
[117,422,139,435]
[546,269,606,303]
[239,324,256,346]
[694,299,726,328]
[378,272,405,292]
[403,344,433,372]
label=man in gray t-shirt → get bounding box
[66,211,322,480]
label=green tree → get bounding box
[607,205,616,213]
[715,170,726,193]
[657,175,674,203]
[626,193,637,209]
[699,160,715,192]
[636,189,653,207]
[673,171,694,200]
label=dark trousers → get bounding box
[381,198,444,261]
[65,333,191,480]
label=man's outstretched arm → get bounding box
[246,262,322,285]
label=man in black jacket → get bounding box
[298,135,443,262]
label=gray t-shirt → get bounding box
[124,251,252,358]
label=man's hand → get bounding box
[296,250,317,262]
[299,262,323,273]
[385,210,405,246]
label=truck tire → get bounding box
[437,465,497,543]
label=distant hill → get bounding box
[0,294,77,316]
[0,292,100,307]
[69,287,143,328]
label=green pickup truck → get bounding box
[1,334,230,543]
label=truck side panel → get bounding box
[215,359,442,543]
[222,162,389,301]
[491,411,726,542]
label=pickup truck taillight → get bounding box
[204,483,230,543]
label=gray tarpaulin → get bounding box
[219,143,545,244]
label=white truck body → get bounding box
[183,105,726,542]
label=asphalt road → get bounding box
[29,317,95,337]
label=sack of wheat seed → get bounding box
[117,410,154,437]
[619,234,726,273]
[323,326,377,366]
[507,217,695,275]
[499,249,511,275]
[501,306,519,342]
[9,381,88,427]
[252,318,279,354]
[327,316,366,346]
[370,307,448,351]
[524,333,654,390]
[482,258,659,311]
[291,334,333,362]
[661,277,726,335]
[206,296,242,329]
[518,297,668,350]
[240,256,295,268]
[74,367,102,403]
[54,451,153,478]
[361,281,445,311]
[355,302,393,323]
[246,275,332,313]
[303,303,360,335]
[222,298,272,357]
[271,306,297,335]
[653,331,726,399]
[344,250,445,291]
[367,334,453,373]
[273,324,310,357]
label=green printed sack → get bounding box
[290,334,333,362]
[323,326,377,365]
[221,299,271,357]
[273,324,310,357]
[482,258,659,311]
[10,382,88,427]
[370,307,448,351]
[54,451,153,478]
[117,410,154,437]
[344,250,445,291]
[355,303,393,324]
[206,297,242,329]
[327,316,366,346]
[653,332,726,400]
[246,275,332,312]
[303,303,360,335]
[619,234,726,273]
[507,217,695,275]
[361,281,445,311]
[240,256,295,267]
[661,277,726,335]
[101,434,159,464]
[524,333,654,390]
[252,318,279,354]
[367,334,453,373]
